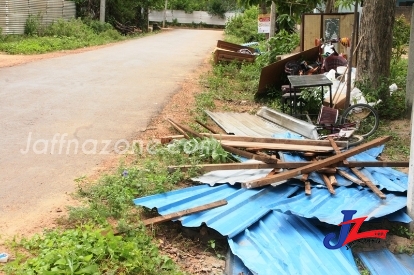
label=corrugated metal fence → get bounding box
[0,0,75,35]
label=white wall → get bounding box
[149,10,240,26]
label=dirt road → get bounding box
[0,29,223,237]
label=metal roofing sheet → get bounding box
[229,210,359,275]
[191,160,274,186]
[269,186,407,225]
[256,106,319,140]
[205,110,291,137]
[357,249,413,275]
[133,184,300,238]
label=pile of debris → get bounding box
[213,40,259,64]
[134,107,411,275]
[114,20,142,35]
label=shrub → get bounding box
[392,15,410,63]
[25,14,43,36]
[265,30,300,64]
[225,6,266,43]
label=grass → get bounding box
[0,18,147,55]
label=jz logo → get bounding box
[323,210,388,250]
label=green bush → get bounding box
[265,30,300,64]
[225,6,266,43]
[3,225,181,275]
[0,19,124,54]
[355,58,408,120]
[24,14,43,36]
[392,15,410,63]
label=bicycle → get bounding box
[312,104,379,146]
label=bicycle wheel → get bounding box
[341,104,379,138]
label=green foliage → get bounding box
[355,58,408,120]
[264,30,300,64]
[163,137,229,163]
[0,19,124,54]
[25,14,43,36]
[276,14,296,33]
[166,0,239,14]
[225,6,266,42]
[3,225,181,275]
[392,15,410,63]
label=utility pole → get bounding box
[406,7,414,231]
[163,0,168,28]
[269,2,276,38]
[100,0,106,23]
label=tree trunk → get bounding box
[356,1,395,91]
[324,0,338,13]
[259,1,267,14]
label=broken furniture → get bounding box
[213,40,257,64]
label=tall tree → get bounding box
[324,0,339,13]
[356,1,396,90]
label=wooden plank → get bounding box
[321,174,336,194]
[168,160,407,173]
[327,137,386,200]
[218,140,337,152]
[168,119,278,164]
[337,170,364,185]
[143,200,227,226]
[241,136,391,188]
[329,175,338,185]
[167,119,190,139]
[160,134,349,148]
[196,120,219,134]
[350,168,386,199]
[304,181,312,195]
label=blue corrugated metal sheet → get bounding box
[225,250,254,275]
[269,186,407,225]
[357,249,413,275]
[229,210,359,275]
[133,184,300,238]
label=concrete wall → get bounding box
[149,10,240,26]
